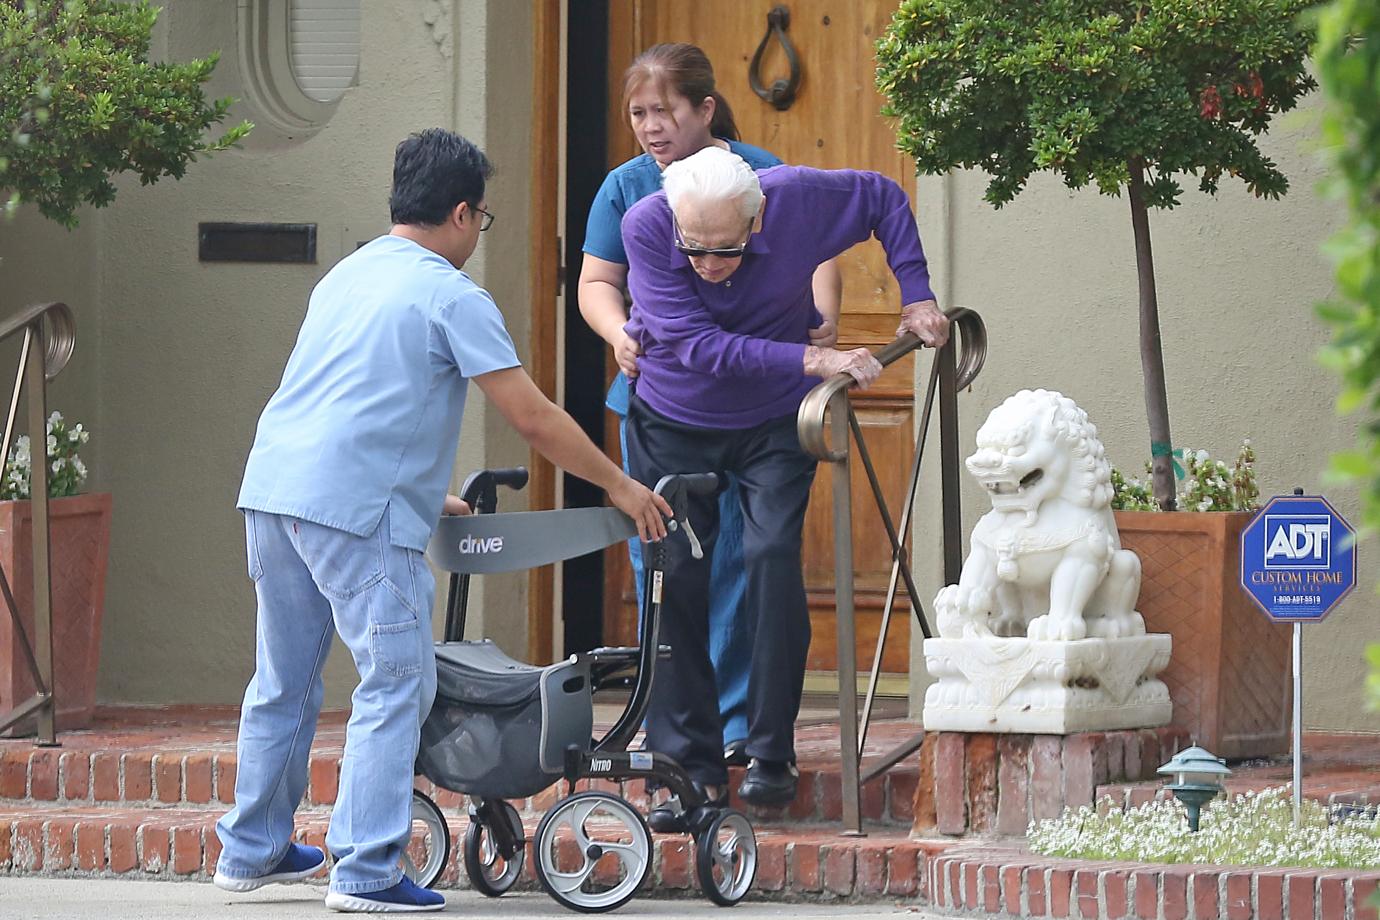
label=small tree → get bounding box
[876,0,1316,509]
[1,0,251,228]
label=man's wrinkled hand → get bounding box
[808,315,838,348]
[804,345,884,390]
[609,476,672,542]
[898,299,950,348]
[614,328,642,378]
[442,494,472,516]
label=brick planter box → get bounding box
[0,492,112,735]
[912,727,1190,837]
[1115,510,1291,760]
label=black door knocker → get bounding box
[748,5,801,111]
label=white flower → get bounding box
[73,458,86,478]
[46,434,56,452]
[47,411,61,425]
[1196,449,1210,463]
[51,460,61,474]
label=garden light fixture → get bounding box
[1157,746,1232,832]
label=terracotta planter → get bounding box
[0,492,112,735]
[1114,510,1290,760]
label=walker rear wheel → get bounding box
[404,790,451,889]
[463,799,526,897]
[533,791,652,912]
[694,809,756,906]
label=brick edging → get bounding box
[1,747,917,827]
[926,844,1380,920]
[0,809,931,902]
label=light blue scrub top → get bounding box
[238,235,521,551]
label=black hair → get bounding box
[624,43,740,142]
[388,129,493,226]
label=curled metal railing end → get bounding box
[0,302,76,380]
[41,303,76,380]
[796,307,987,462]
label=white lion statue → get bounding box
[935,389,1143,641]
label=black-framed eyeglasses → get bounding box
[475,205,495,232]
[672,215,752,259]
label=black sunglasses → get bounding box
[475,205,495,232]
[672,215,752,259]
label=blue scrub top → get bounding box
[238,235,521,551]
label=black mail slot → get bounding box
[198,222,317,263]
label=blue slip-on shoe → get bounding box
[324,876,446,913]
[213,843,326,892]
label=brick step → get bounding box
[0,743,918,828]
[0,800,937,902]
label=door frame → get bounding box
[528,0,561,664]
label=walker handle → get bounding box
[459,466,529,515]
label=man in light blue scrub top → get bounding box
[215,129,669,913]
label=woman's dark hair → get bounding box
[388,129,493,226]
[622,43,739,142]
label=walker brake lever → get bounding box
[669,517,704,560]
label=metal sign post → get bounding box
[1240,489,1357,826]
[1292,621,1303,824]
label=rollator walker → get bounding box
[405,468,758,911]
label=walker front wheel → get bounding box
[533,791,652,912]
[404,790,451,889]
[463,799,526,897]
[694,809,756,906]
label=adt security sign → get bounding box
[1240,495,1356,622]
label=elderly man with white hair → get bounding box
[620,146,948,817]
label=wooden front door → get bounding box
[601,0,918,688]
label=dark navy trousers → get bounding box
[624,395,817,786]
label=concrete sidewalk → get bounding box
[0,877,940,920]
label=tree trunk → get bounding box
[1127,158,1177,511]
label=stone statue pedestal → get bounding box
[922,635,1173,734]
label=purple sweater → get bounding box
[622,165,935,429]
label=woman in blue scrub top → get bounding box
[577,43,841,791]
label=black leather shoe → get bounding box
[723,739,749,767]
[737,759,799,807]
[647,782,727,833]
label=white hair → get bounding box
[661,147,763,221]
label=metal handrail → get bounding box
[0,302,77,746]
[795,306,986,834]
[797,308,986,460]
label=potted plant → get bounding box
[876,0,1315,758]
[0,412,111,734]
[1112,444,1290,758]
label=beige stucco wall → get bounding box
[0,0,537,709]
[2,3,1372,733]
[909,98,1378,733]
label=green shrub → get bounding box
[0,0,251,227]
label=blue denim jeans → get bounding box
[616,397,753,745]
[215,508,437,895]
